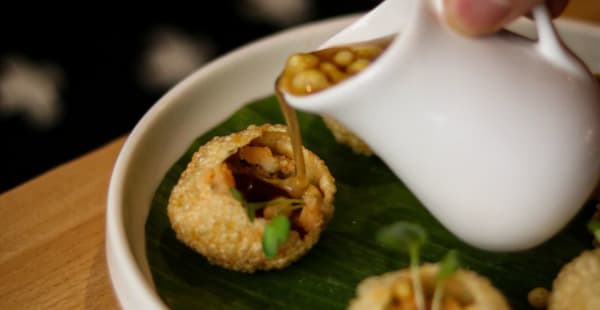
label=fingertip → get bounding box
[443,0,512,36]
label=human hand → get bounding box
[443,0,569,36]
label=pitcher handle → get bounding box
[532,4,585,76]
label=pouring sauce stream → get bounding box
[274,36,393,196]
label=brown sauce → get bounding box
[277,35,394,96]
[233,173,290,202]
[274,35,394,191]
[231,170,308,237]
[225,149,292,201]
[276,88,308,193]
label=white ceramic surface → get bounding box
[284,0,600,251]
[106,14,600,309]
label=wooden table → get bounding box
[0,137,125,309]
[1,3,598,309]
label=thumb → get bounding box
[443,0,544,36]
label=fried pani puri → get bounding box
[348,264,510,310]
[167,124,336,272]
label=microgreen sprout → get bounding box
[230,187,303,258]
[230,187,303,222]
[263,215,291,258]
[376,222,427,310]
[432,250,460,310]
[588,218,600,243]
[230,187,249,216]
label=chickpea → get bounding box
[319,62,346,83]
[346,58,371,75]
[291,69,330,94]
[333,49,355,67]
[286,54,319,73]
[354,45,382,58]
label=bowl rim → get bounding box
[105,13,600,309]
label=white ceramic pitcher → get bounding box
[283,0,600,251]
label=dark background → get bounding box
[0,1,381,192]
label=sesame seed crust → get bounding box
[548,249,600,310]
[167,124,336,272]
[348,264,510,310]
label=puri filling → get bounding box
[386,276,474,310]
[215,141,325,236]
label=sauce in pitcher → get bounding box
[275,36,394,185]
[278,35,393,96]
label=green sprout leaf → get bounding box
[588,219,600,242]
[376,222,427,310]
[230,187,245,204]
[437,250,460,282]
[230,187,255,221]
[263,215,291,258]
[432,250,460,310]
[231,187,300,258]
[230,188,303,222]
[375,221,427,254]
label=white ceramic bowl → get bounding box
[106,14,600,309]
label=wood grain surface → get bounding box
[0,3,597,309]
[0,136,125,309]
[563,0,600,23]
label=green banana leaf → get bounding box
[146,95,595,309]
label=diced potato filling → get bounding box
[238,146,280,174]
[225,144,325,235]
[279,36,393,95]
[234,145,294,178]
[385,277,472,310]
[295,185,323,232]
